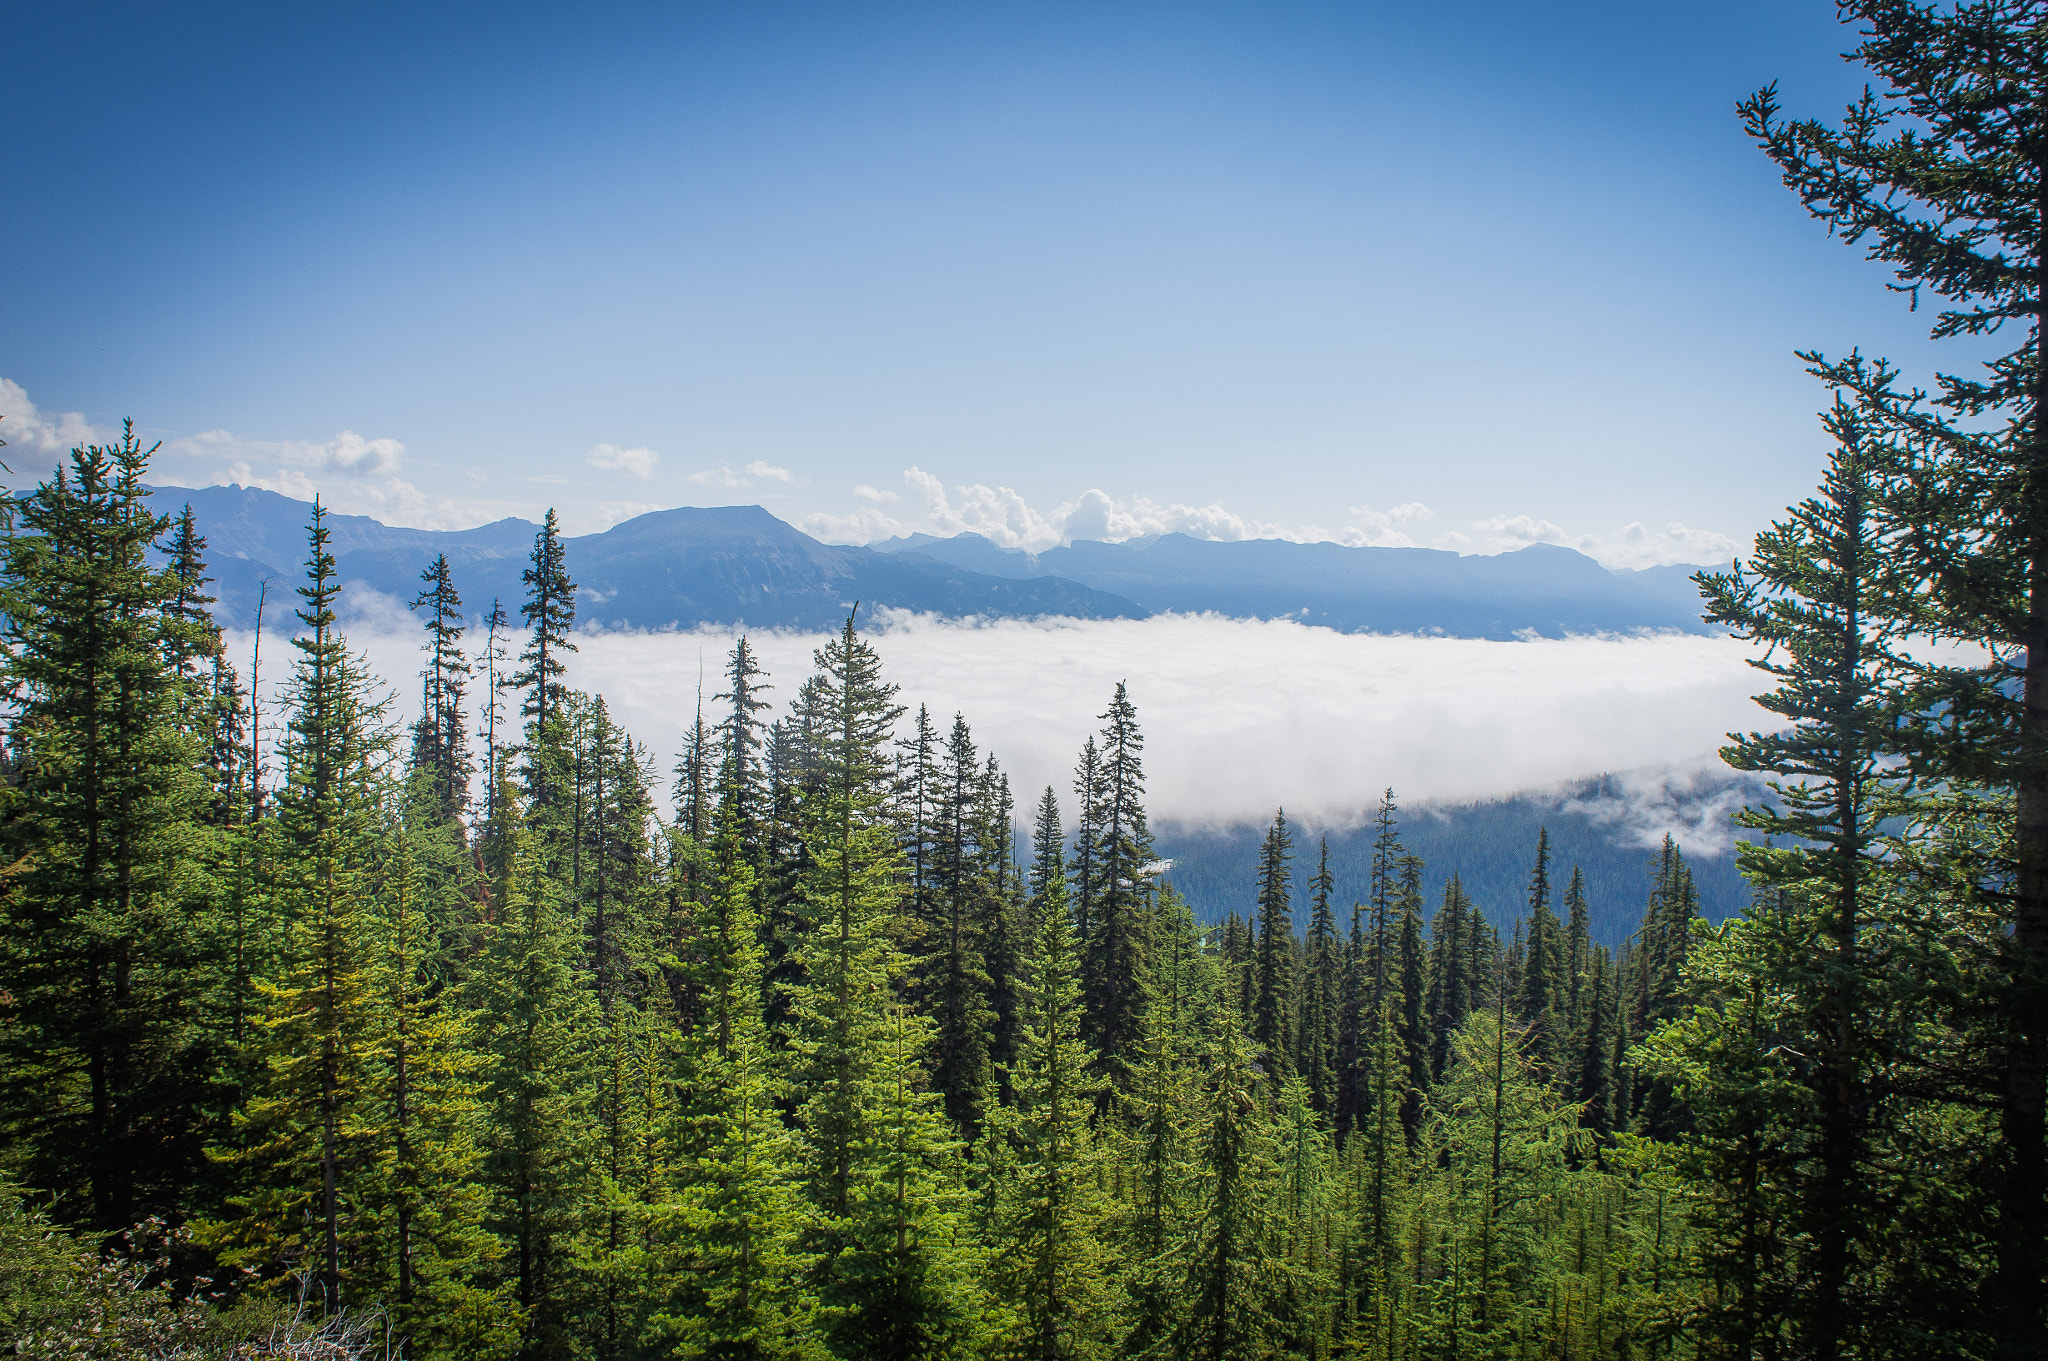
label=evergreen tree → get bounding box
[211,501,396,1310]
[512,509,577,732]
[928,714,994,1133]
[1079,684,1155,1094]
[985,875,1114,1360]
[0,427,215,1231]
[1685,391,1919,1356]
[1251,809,1294,1068]
[1519,829,1566,1073]
[1175,1016,1283,1361]
[469,793,598,1359]
[1742,6,2048,1335]
[1425,875,1472,1083]
[652,863,815,1358]
[1299,839,1341,1118]
[714,636,773,860]
[409,552,473,827]
[358,821,510,1357]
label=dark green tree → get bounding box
[1742,5,2047,1336]
[1251,809,1294,1067]
[0,427,215,1231]
[512,509,576,731]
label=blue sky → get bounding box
[0,1,1979,565]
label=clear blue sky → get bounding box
[0,1,1976,565]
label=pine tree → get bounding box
[409,552,473,827]
[1175,1015,1283,1361]
[1741,6,2047,1336]
[358,821,510,1357]
[928,714,994,1133]
[210,502,397,1309]
[785,614,915,1303]
[1251,809,1294,1068]
[0,427,215,1231]
[1519,829,1566,1073]
[1395,854,1429,1147]
[984,868,1114,1360]
[477,598,512,831]
[469,793,598,1359]
[825,1002,981,1359]
[162,501,221,697]
[652,862,815,1358]
[1299,839,1341,1118]
[1425,875,1472,1083]
[1688,392,1918,1356]
[512,509,577,732]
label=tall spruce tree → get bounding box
[1300,839,1341,1117]
[1689,393,1917,1355]
[1742,5,2048,1337]
[1079,684,1154,1093]
[0,427,216,1230]
[1252,809,1294,1067]
[512,510,576,733]
[409,552,473,827]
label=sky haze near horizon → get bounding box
[1,1,1986,567]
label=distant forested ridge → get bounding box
[168,481,1713,641]
[3,5,2047,1359]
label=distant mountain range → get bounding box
[164,484,1715,638]
[872,531,1716,638]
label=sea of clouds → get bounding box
[227,609,1769,846]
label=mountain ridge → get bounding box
[161,484,1715,638]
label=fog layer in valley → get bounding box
[229,608,1765,845]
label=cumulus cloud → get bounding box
[798,506,908,543]
[1331,501,1435,548]
[0,377,109,457]
[1474,514,1742,570]
[586,443,660,479]
[807,466,1736,569]
[687,460,794,490]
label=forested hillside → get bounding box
[1157,782,1760,947]
[2,5,2045,1360]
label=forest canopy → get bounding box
[2,2,2046,1359]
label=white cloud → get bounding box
[586,443,660,479]
[0,378,110,458]
[231,615,1768,844]
[799,506,909,543]
[853,484,900,504]
[687,460,793,490]
[1471,514,1741,570]
[1334,501,1435,548]
[579,616,1766,834]
[687,466,748,488]
[172,426,404,478]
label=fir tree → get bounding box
[512,509,576,731]
[985,876,1114,1360]
[0,427,215,1230]
[409,552,473,827]
[653,863,815,1358]
[1299,839,1341,1118]
[469,793,598,1359]
[1742,5,2048,1334]
[1518,829,1566,1073]
[1079,684,1155,1094]
[1251,809,1294,1068]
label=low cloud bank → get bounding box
[230,611,1769,848]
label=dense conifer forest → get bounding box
[2,3,2045,1358]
